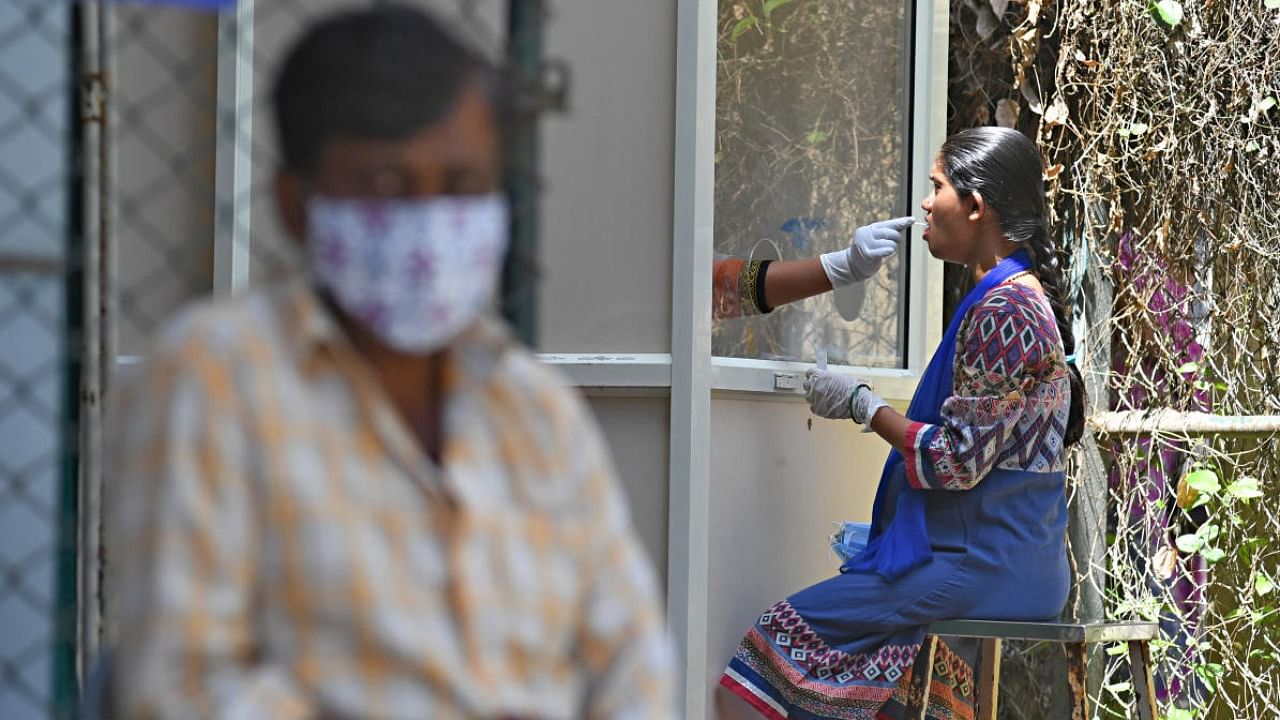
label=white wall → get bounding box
[537,0,679,588]
[705,396,895,687]
[540,0,676,352]
[586,396,671,581]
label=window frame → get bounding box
[546,0,946,406]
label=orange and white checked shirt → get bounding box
[107,274,675,720]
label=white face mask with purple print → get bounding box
[306,193,509,354]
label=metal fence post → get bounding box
[74,0,110,687]
[502,0,548,348]
[1068,228,1111,712]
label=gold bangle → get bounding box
[739,260,766,316]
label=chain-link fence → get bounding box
[0,1,74,718]
[947,0,1280,717]
[0,0,547,715]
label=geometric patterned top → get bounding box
[903,281,1071,490]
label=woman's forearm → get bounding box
[869,404,911,452]
[761,258,833,309]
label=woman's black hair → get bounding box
[271,3,502,176]
[939,127,1087,447]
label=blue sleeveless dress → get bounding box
[722,277,1072,720]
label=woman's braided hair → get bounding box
[939,127,1086,447]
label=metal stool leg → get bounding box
[905,635,938,720]
[1066,641,1090,720]
[1128,640,1159,720]
[975,638,1001,720]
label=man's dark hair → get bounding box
[272,3,499,176]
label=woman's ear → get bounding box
[275,171,307,245]
[968,191,987,222]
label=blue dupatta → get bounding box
[843,249,1033,581]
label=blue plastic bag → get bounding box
[829,521,871,565]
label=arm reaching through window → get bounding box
[711,216,913,320]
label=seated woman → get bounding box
[718,126,1087,720]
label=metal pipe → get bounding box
[212,0,255,294]
[76,0,106,682]
[98,2,115,427]
[501,0,547,347]
[1091,410,1280,436]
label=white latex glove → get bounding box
[850,384,889,431]
[804,369,867,420]
[820,216,915,288]
[804,369,888,430]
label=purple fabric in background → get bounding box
[1110,229,1210,706]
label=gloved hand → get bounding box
[804,369,865,420]
[820,216,915,288]
[849,383,889,428]
[804,369,889,428]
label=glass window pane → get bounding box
[713,0,913,368]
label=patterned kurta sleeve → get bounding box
[900,284,1060,491]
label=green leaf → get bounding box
[1185,469,1221,496]
[1267,0,1280,10]
[730,16,758,42]
[1106,643,1128,656]
[1166,708,1195,720]
[1153,0,1184,26]
[1197,522,1221,542]
[1176,533,1204,553]
[1227,477,1264,500]
[763,0,796,21]
[1260,96,1277,113]
[1257,571,1276,596]
[1247,140,1261,153]
[1199,546,1226,563]
[1177,361,1200,374]
[805,129,829,145]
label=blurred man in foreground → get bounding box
[108,5,673,718]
